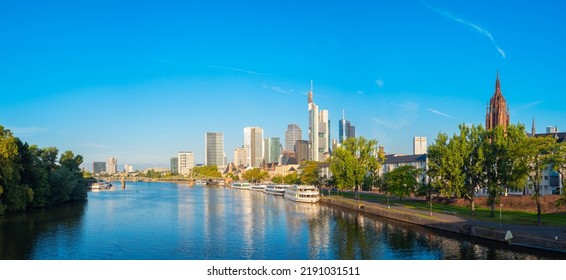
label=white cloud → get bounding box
[422,0,506,58]
[8,126,49,137]
[426,108,457,120]
[263,84,293,95]
[208,65,270,76]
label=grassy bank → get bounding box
[333,191,566,227]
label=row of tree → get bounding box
[0,126,87,215]
[428,123,566,225]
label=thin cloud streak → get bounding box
[8,126,49,137]
[208,65,271,76]
[427,108,457,120]
[263,84,293,95]
[422,0,506,58]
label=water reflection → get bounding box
[0,183,564,260]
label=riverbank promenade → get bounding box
[322,194,566,254]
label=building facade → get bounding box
[268,137,281,164]
[106,157,118,174]
[413,137,427,155]
[339,110,355,143]
[379,154,428,185]
[295,140,309,163]
[93,162,106,175]
[308,82,330,161]
[284,124,302,152]
[178,151,194,175]
[233,146,247,167]
[486,72,510,131]
[205,132,224,167]
[244,127,264,168]
[170,157,178,174]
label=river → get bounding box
[0,181,563,260]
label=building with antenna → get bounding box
[339,110,355,143]
[307,81,330,161]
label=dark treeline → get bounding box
[0,126,87,215]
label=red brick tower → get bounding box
[486,71,510,131]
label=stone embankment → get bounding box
[321,196,566,253]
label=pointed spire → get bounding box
[495,70,501,96]
[532,116,536,136]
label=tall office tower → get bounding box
[295,140,309,163]
[244,127,264,168]
[318,109,330,160]
[205,132,224,167]
[106,157,118,174]
[264,138,270,164]
[93,162,106,174]
[413,137,427,155]
[178,151,194,175]
[268,137,281,164]
[124,164,134,173]
[486,71,510,131]
[308,81,319,161]
[339,110,356,143]
[170,157,178,174]
[233,146,247,167]
[284,124,302,152]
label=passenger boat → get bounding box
[251,184,266,191]
[231,182,251,190]
[265,185,286,196]
[90,180,112,190]
[284,185,320,203]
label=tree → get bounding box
[382,165,421,201]
[299,161,321,186]
[483,124,528,217]
[271,174,283,184]
[330,137,383,200]
[242,168,268,183]
[192,165,221,178]
[518,135,557,225]
[0,126,20,214]
[552,142,566,208]
[283,172,300,184]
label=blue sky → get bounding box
[2,0,565,170]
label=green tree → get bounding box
[283,172,300,184]
[382,165,421,201]
[330,137,383,200]
[518,135,558,225]
[193,165,222,178]
[0,126,21,214]
[552,142,566,208]
[299,161,321,186]
[271,174,283,184]
[242,168,268,183]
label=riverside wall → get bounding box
[321,196,566,253]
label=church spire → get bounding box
[486,71,510,131]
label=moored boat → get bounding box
[265,184,286,196]
[231,182,251,190]
[90,180,112,190]
[284,185,320,203]
[251,184,266,191]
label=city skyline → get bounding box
[2,1,565,170]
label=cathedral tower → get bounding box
[486,71,510,131]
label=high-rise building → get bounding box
[170,157,178,174]
[93,162,106,174]
[233,146,247,167]
[124,164,134,173]
[413,137,427,155]
[295,140,309,163]
[268,137,281,164]
[339,110,356,143]
[308,82,330,161]
[486,71,510,131]
[178,151,194,175]
[284,124,302,152]
[244,127,264,168]
[106,157,118,174]
[205,132,224,167]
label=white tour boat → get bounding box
[90,180,112,190]
[231,182,251,190]
[251,184,266,191]
[265,185,286,196]
[284,185,320,203]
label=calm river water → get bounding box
[0,182,563,260]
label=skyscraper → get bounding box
[284,124,302,152]
[170,157,178,174]
[93,162,106,174]
[244,127,264,168]
[486,71,510,131]
[308,82,330,161]
[339,110,356,143]
[295,140,309,163]
[268,137,281,164]
[413,137,427,155]
[178,151,194,175]
[233,146,247,167]
[106,157,117,174]
[205,132,224,167]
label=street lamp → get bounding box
[499,203,503,228]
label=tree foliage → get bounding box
[0,125,87,215]
[242,168,268,183]
[192,165,222,178]
[330,137,384,199]
[382,165,421,201]
[299,161,321,186]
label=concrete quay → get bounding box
[321,196,566,254]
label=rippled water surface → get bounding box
[1,182,563,260]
